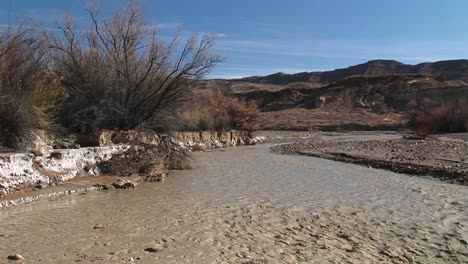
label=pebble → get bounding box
[7,254,24,260]
[144,247,162,253]
[112,179,136,189]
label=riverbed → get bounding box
[0,143,467,263]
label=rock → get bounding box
[93,224,105,229]
[93,184,114,190]
[49,152,63,159]
[98,130,164,147]
[337,233,351,240]
[144,247,161,253]
[33,181,48,190]
[145,164,167,182]
[112,179,136,189]
[6,254,24,260]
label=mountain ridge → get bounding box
[229,59,468,85]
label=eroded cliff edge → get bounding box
[0,130,258,208]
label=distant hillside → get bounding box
[235,59,468,85]
[245,74,468,131]
[232,74,468,112]
[195,59,468,131]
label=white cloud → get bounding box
[217,66,315,73]
[209,35,468,78]
[214,35,468,64]
[207,74,250,79]
[208,64,326,79]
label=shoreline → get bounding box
[272,133,468,186]
[295,151,467,185]
[0,175,145,209]
[0,130,259,209]
[1,140,467,263]
[3,131,467,209]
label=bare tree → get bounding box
[52,0,222,132]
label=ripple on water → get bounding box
[0,143,467,263]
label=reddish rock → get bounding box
[144,247,161,253]
[7,254,24,260]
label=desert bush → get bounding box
[52,0,221,133]
[182,110,232,131]
[407,98,468,136]
[0,95,44,149]
[182,89,258,131]
[0,24,66,150]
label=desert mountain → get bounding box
[195,59,468,131]
[235,59,468,85]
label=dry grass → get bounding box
[257,108,404,131]
[0,24,66,150]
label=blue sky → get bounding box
[1,0,468,79]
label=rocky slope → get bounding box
[196,74,467,130]
[236,59,468,85]
[195,60,468,131]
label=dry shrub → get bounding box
[53,0,221,133]
[0,24,66,150]
[183,89,258,131]
[0,95,45,149]
[24,71,66,123]
[182,109,232,132]
[407,99,468,136]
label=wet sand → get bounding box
[0,143,467,263]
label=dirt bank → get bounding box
[272,133,468,185]
[0,130,259,208]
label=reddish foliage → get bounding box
[184,89,258,131]
[408,99,468,136]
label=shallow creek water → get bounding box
[0,142,467,263]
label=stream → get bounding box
[0,142,467,263]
